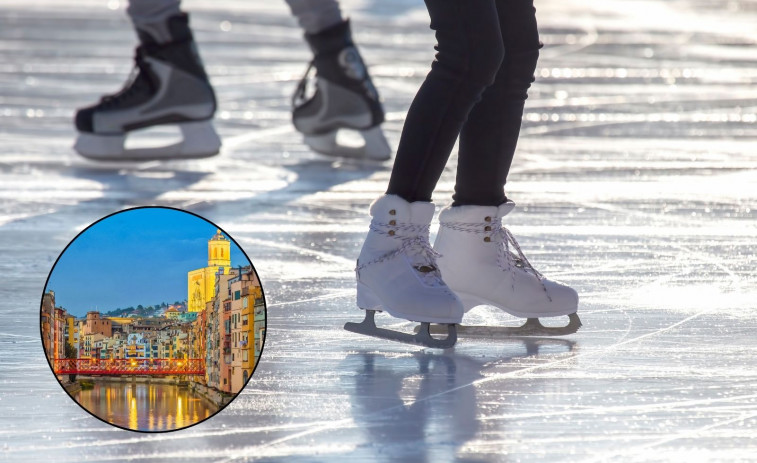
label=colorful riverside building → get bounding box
[187,230,232,313]
[40,291,75,363]
[199,265,265,394]
[204,268,240,391]
[164,306,181,320]
[41,291,55,364]
[229,268,264,392]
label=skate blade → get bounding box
[421,313,582,338]
[344,310,457,349]
[304,126,391,161]
[74,121,221,162]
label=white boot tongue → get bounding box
[407,201,435,225]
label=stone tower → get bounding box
[207,229,231,268]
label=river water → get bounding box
[73,380,219,431]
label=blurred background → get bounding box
[1,0,755,461]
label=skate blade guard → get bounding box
[304,126,391,161]
[344,309,457,349]
[420,313,582,338]
[74,120,221,161]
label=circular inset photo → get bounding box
[39,207,267,432]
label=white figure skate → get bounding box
[292,20,391,161]
[345,195,464,348]
[432,201,581,337]
[73,13,220,161]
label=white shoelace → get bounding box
[442,220,552,301]
[356,221,445,287]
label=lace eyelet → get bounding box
[484,226,491,231]
[484,216,492,222]
[389,209,396,215]
[388,230,395,236]
[483,236,491,242]
[389,220,396,225]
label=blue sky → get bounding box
[46,208,248,317]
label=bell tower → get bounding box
[188,229,233,313]
[207,229,231,268]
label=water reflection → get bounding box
[343,339,577,462]
[73,381,218,431]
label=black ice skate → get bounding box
[74,13,220,161]
[292,20,390,161]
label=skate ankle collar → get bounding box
[439,201,516,223]
[305,20,354,56]
[139,38,194,57]
[369,195,435,225]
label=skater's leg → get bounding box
[386,0,504,202]
[284,0,343,34]
[349,0,504,346]
[434,0,580,334]
[126,0,182,43]
[73,1,218,160]
[348,195,463,348]
[453,0,541,206]
[289,1,389,160]
[433,1,579,329]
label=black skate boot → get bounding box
[74,13,220,161]
[292,20,390,160]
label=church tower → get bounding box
[187,230,233,313]
[207,229,231,268]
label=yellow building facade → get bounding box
[66,314,77,350]
[187,230,232,313]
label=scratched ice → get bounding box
[1,0,756,461]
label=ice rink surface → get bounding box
[1,0,756,461]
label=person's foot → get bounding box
[292,20,390,160]
[356,195,463,324]
[74,13,220,161]
[434,201,579,318]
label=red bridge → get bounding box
[53,358,205,376]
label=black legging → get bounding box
[386,0,541,206]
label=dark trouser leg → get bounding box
[284,0,343,34]
[452,0,541,207]
[386,0,504,203]
[127,0,182,43]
